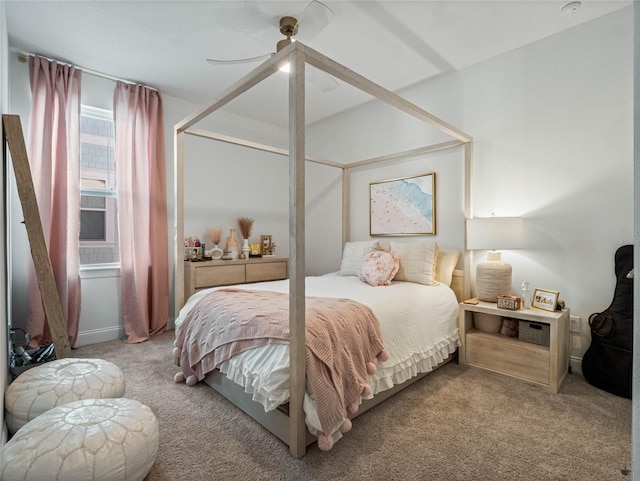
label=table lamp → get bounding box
[466,216,523,302]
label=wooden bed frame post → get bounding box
[463,140,473,300]
[175,128,185,311]
[342,168,350,246]
[288,48,307,459]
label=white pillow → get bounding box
[359,251,400,286]
[339,240,380,276]
[435,248,461,287]
[390,241,439,285]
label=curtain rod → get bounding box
[13,49,158,92]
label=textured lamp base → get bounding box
[476,261,512,302]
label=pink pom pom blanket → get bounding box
[175,288,386,436]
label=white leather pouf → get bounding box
[5,358,125,434]
[0,398,159,481]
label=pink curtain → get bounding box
[26,55,82,347]
[113,82,169,343]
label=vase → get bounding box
[226,229,239,259]
[210,244,223,260]
[242,238,250,259]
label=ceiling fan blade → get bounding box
[206,53,275,66]
[307,65,339,92]
[295,0,335,43]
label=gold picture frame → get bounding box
[531,288,559,312]
[260,235,273,256]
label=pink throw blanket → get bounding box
[175,288,386,437]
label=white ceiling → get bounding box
[5,0,631,126]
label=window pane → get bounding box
[80,211,106,241]
[80,195,106,209]
[81,178,107,190]
[79,105,119,265]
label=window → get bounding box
[79,106,119,265]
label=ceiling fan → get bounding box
[206,0,338,91]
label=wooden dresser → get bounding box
[184,257,289,299]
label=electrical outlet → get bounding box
[572,334,581,349]
[570,315,581,333]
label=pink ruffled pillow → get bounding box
[359,251,400,286]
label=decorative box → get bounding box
[497,295,520,310]
[519,320,550,347]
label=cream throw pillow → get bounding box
[390,241,439,285]
[339,240,380,276]
[435,248,460,287]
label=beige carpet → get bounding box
[74,330,632,481]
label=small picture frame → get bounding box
[532,288,560,312]
[260,235,273,256]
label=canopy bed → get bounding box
[174,41,473,458]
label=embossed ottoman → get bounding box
[4,358,125,434]
[0,398,159,481]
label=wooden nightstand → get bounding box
[458,301,570,393]
[184,257,288,299]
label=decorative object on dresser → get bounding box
[531,288,559,312]
[466,215,523,302]
[521,281,532,309]
[225,228,240,259]
[260,234,274,256]
[249,243,261,257]
[207,227,224,260]
[497,295,520,310]
[238,217,254,259]
[369,172,436,236]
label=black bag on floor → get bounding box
[9,328,57,380]
[582,245,633,398]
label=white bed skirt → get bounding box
[176,273,460,438]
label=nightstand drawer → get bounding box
[246,261,287,283]
[195,265,245,287]
[466,332,550,385]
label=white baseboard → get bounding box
[75,326,124,347]
[570,355,583,375]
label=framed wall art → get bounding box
[532,288,559,312]
[369,172,436,236]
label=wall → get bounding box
[308,7,633,372]
[6,8,633,368]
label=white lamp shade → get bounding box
[466,217,523,251]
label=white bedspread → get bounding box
[175,273,460,437]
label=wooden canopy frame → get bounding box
[175,41,473,458]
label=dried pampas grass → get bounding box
[207,227,222,245]
[238,217,254,239]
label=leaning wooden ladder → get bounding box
[3,114,71,359]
